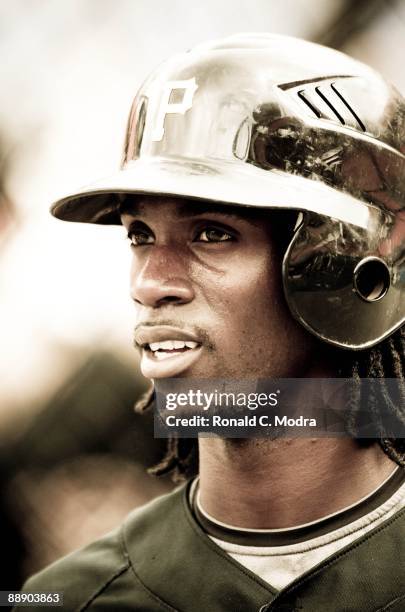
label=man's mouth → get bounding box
[134,326,204,378]
[146,340,200,360]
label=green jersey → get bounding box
[16,481,405,611]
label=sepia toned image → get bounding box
[0,1,404,610]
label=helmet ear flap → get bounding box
[282,212,402,350]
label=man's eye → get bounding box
[197,228,233,243]
[127,231,154,246]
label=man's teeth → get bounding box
[148,340,199,352]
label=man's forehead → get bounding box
[118,195,267,222]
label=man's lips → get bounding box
[134,325,202,348]
[134,325,204,378]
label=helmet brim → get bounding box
[51,157,372,228]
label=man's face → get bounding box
[121,197,316,380]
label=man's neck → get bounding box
[198,438,396,529]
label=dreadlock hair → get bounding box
[134,208,405,480]
[135,386,198,482]
[338,325,405,468]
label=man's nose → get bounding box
[130,246,195,308]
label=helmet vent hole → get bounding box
[353,257,390,302]
[330,83,366,132]
[297,90,322,118]
[315,86,345,124]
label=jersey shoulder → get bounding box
[16,523,130,611]
[15,487,186,611]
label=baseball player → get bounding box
[16,34,405,611]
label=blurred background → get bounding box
[1,0,404,595]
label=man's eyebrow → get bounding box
[118,197,262,221]
[118,198,143,216]
[175,201,256,219]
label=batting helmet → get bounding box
[51,33,405,350]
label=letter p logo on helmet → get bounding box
[151,77,198,142]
